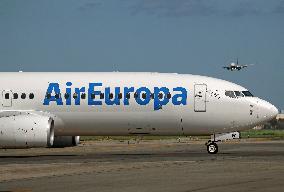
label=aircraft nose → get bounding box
[271,105,279,118]
[258,99,278,121]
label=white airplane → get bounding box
[223,59,254,71]
[0,72,278,154]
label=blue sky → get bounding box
[0,0,283,109]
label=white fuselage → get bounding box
[0,72,278,136]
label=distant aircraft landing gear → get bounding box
[206,141,218,154]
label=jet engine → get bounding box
[52,136,80,147]
[0,113,54,148]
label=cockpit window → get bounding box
[225,91,236,98]
[242,91,254,97]
[234,91,244,97]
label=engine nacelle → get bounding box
[52,136,80,147]
[0,113,54,148]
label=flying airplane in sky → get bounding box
[0,72,278,154]
[223,59,254,71]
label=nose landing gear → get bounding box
[205,132,240,154]
[206,141,218,154]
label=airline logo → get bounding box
[43,82,188,110]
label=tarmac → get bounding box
[0,139,284,192]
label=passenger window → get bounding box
[13,93,18,99]
[46,93,51,99]
[55,94,61,99]
[234,91,244,97]
[21,93,26,99]
[109,93,113,99]
[167,93,171,99]
[225,91,236,98]
[29,93,34,99]
[64,93,70,99]
[5,93,9,99]
[81,93,86,99]
[126,93,130,99]
[100,93,104,99]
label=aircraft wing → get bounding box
[241,64,255,68]
[235,65,248,70]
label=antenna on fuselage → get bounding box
[113,63,119,72]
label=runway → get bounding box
[0,139,284,192]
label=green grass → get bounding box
[240,129,284,139]
[81,130,284,141]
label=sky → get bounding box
[0,0,283,109]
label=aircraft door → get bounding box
[194,84,207,112]
[2,90,13,107]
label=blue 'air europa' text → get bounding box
[43,82,188,110]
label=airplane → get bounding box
[223,59,254,71]
[0,72,278,154]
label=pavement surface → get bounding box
[0,139,284,192]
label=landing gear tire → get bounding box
[207,142,218,154]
